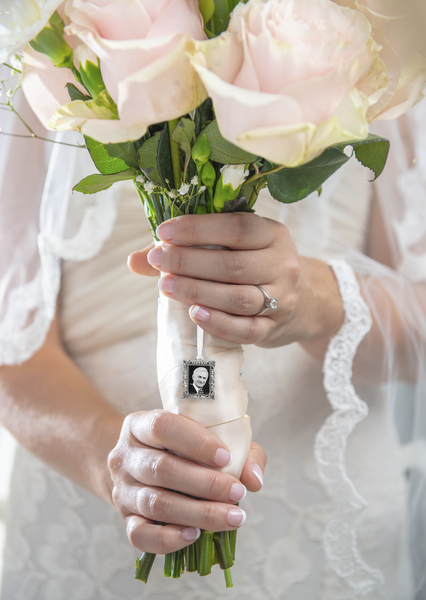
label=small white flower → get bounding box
[143,181,156,193]
[221,164,248,190]
[168,190,178,198]
[136,174,145,184]
[178,183,190,196]
[190,175,199,186]
[6,89,13,97]
[199,185,206,192]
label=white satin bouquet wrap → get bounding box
[157,292,252,479]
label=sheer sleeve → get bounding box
[0,84,56,365]
[341,99,426,596]
[0,81,119,366]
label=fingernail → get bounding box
[214,448,232,468]
[182,527,201,541]
[228,483,247,503]
[190,305,210,322]
[156,222,174,241]
[252,464,264,487]
[228,508,246,527]
[147,247,162,268]
[159,276,175,294]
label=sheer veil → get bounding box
[1,84,425,595]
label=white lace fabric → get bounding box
[316,260,384,596]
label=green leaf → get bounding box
[85,136,139,174]
[66,83,90,102]
[138,132,162,185]
[267,147,350,204]
[73,168,139,194]
[201,120,258,164]
[210,0,230,34]
[336,134,389,180]
[157,125,174,188]
[194,97,213,135]
[172,117,196,171]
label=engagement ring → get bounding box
[253,285,278,316]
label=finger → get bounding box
[120,484,247,532]
[125,410,233,469]
[188,305,275,345]
[124,446,247,504]
[156,213,280,250]
[128,242,159,276]
[126,514,201,555]
[147,244,277,285]
[240,442,267,493]
[159,275,271,316]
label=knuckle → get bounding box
[229,213,250,243]
[224,252,244,280]
[214,314,234,340]
[170,247,186,273]
[127,519,143,550]
[111,485,124,512]
[186,280,202,305]
[241,318,261,345]
[137,487,171,522]
[206,471,229,500]
[230,286,253,315]
[148,453,173,482]
[155,532,170,556]
[107,447,122,474]
[148,409,172,441]
[200,501,218,530]
[286,254,301,285]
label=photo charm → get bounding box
[183,360,216,399]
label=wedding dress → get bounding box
[0,98,425,600]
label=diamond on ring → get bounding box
[253,285,278,316]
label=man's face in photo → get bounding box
[193,367,208,389]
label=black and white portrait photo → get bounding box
[183,360,215,399]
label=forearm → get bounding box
[0,329,124,504]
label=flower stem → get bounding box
[198,530,214,576]
[187,541,197,572]
[245,164,285,184]
[224,568,233,588]
[164,552,172,577]
[213,531,234,570]
[134,553,156,583]
[168,118,182,188]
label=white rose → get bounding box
[0,0,63,63]
[220,164,248,190]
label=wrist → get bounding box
[296,257,344,357]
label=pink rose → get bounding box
[192,0,381,167]
[22,44,147,143]
[64,0,207,127]
[332,0,426,120]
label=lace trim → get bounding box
[315,259,385,595]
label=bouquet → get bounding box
[1,0,425,588]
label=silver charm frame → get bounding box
[183,359,216,399]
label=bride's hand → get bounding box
[128,213,343,353]
[108,409,266,555]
